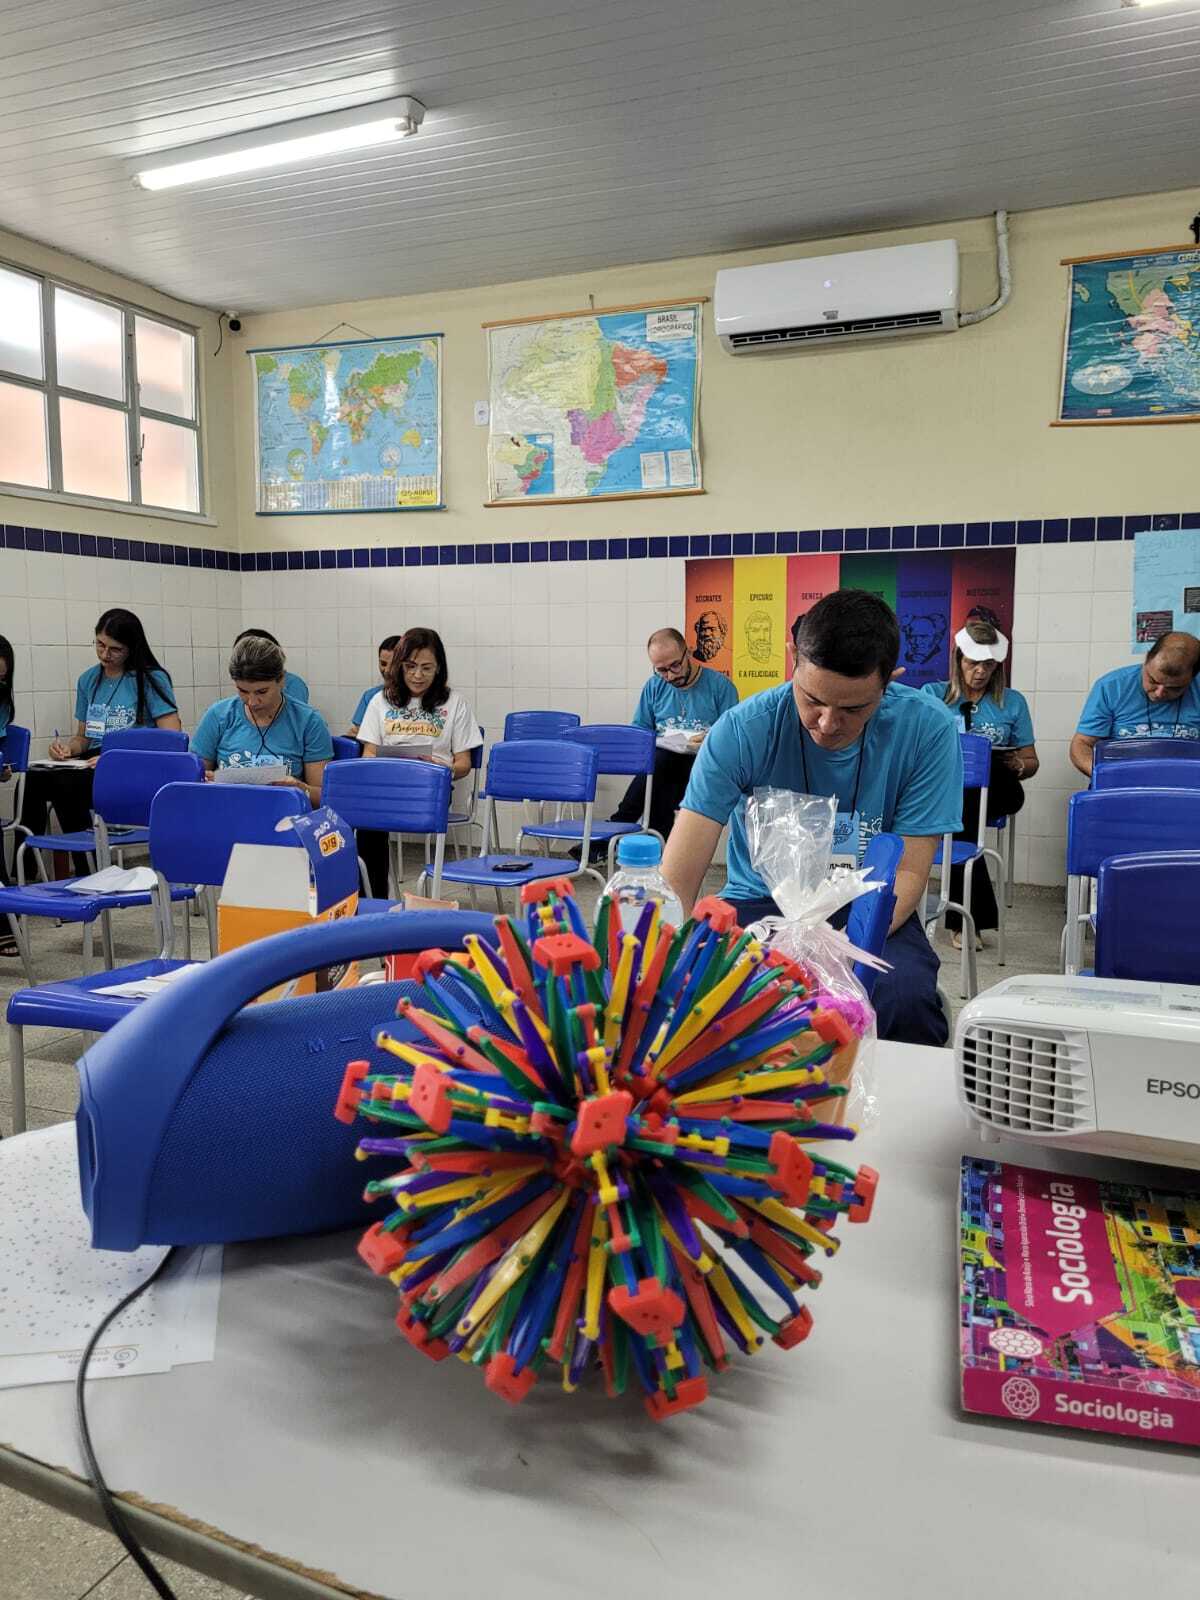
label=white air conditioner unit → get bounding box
[714,239,960,354]
[954,976,1200,1169]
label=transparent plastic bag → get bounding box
[744,787,887,1127]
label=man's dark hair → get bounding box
[648,627,687,652]
[1147,630,1200,675]
[791,590,900,683]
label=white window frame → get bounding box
[0,258,207,522]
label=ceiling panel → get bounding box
[0,0,1197,310]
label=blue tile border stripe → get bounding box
[0,513,1197,572]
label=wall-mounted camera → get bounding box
[226,312,242,333]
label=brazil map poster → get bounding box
[685,548,1015,699]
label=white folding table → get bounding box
[1,1042,1198,1600]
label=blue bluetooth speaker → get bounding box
[76,911,498,1251]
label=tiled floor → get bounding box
[0,867,1066,1600]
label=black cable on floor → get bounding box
[75,1246,183,1599]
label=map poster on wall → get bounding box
[1056,246,1200,425]
[251,335,442,514]
[1132,529,1200,652]
[484,300,702,505]
[686,549,1015,699]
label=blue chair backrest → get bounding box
[503,710,581,741]
[1095,737,1200,764]
[1094,851,1200,984]
[75,909,502,1249]
[960,731,992,790]
[1066,788,1200,879]
[330,736,361,761]
[321,757,451,834]
[1,723,31,772]
[91,748,205,826]
[1093,758,1200,792]
[846,831,903,998]
[101,728,189,753]
[485,739,597,804]
[564,723,655,776]
[148,782,309,885]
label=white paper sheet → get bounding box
[212,764,288,785]
[0,1124,222,1389]
[92,962,202,999]
[64,864,157,895]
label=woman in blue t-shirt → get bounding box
[191,634,332,806]
[234,627,309,703]
[20,608,180,867]
[922,620,1039,947]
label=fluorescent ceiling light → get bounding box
[132,97,425,191]
[1120,0,1191,7]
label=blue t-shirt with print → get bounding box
[190,694,332,778]
[632,666,739,738]
[682,681,964,902]
[350,685,382,729]
[1077,664,1200,743]
[922,683,1035,748]
[283,671,309,703]
[74,667,176,748]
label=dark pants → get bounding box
[729,898,949,1048]
[945,758,1026,935]
[613,748,695,841]
[19,766,97,875]
[356,829,391,899]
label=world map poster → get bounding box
[1058,247,1200,424]
[485,301,702,505]
[252,335,442,514]
[686,548,1014,700]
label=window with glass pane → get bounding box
[60,396,130,500]
[0,266,43,380]
[140,417,199,512]
[0,380,49,488]
[55,287,124,400]
[135,317,195,419]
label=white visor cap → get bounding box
[956,626,1009,663]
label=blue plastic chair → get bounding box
[0,723,31,877]
[1094,851,1200,984]
[100,728,189,753]
[439,739,598,911]
[927,732,998,999]
[1094,737,1200,766]
[6,783,309,1134]
[321,758,452,905]
[1093,758,1200,792]
[0,749,206,982]
[16,744,192,877]
[846,831,903,999]
[331,736,361,761]
[73,909,500,1249]
[516,724,657,880]
[1064,788,1200,973]
[502,710,581,741]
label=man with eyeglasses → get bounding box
[1070,631,1200,776]
[610,627,739,845]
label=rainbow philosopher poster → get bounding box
[686,547,1015,698]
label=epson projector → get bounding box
[955,976,1200,1169]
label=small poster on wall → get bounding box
[251,334,443,514]
[1055,246,1200,425]
[484,299,703,505]
[1132,529,1200,651]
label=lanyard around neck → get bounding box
[799,719,867,816]
[244,698,284,754]
[1145,693,1183,732]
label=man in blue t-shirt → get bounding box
[663,590,963,1046]
[1070,632,1200,776]
[609,627,740,845]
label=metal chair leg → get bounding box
[8,1023,26,1135]
[100,909,115,969]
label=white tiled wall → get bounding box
[0,538,1136,888]
[0,545,243,751]
[1008,540,1134,888]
